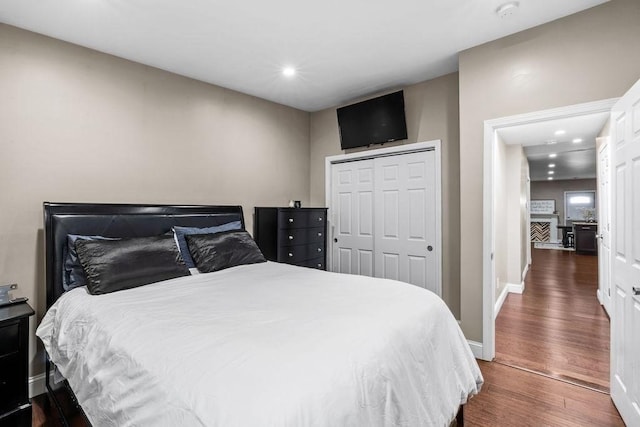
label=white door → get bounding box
[610,78,640,426]
[374,150,439,294]
[330,160,375,276]
[597,138,612,314]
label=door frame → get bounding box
[596,137,611,314]
[481,98,618,361]
[325,140,442,295]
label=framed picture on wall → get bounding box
[530,199,555,215]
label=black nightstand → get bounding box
[0,302,34,427]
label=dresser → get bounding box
[0,302,34,427]
[254,207,328,270]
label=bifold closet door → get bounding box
[374,151,437,293]
[330,160,375,276]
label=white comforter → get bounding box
[37,262,482,427]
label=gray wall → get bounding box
[531,179,597,225]
[309,73,461,317]
[458,0,640,342]
[0,24,310,376]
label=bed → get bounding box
[37,202,482,426]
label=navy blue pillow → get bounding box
[63,234,118,291]
[173,221,242,269]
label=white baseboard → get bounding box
[29,372,47,398]
[494,281,525,318]
[507,282,524,294]
[467,340,483,359]
[522,263,530,282]
[494,285,510,319]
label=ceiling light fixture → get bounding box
[572,138,583,143]
[554,130,566,136]
[549,153,557,158]
[496,2,519,19]
[548,171,554,175]
[549,163,556,168]
[282,66,296,77]
[548,177,554,181]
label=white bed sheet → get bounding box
[37,262,482,427]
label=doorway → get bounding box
[481,98,617,377]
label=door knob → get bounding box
[427,246,433,252]
[633,287,640,296]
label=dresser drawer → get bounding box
[0,322,19,358]
[278,227,325,245]
[0,354,25,414]
[278,210,326,229]
[278,243,325,262]
[300,256,325,270]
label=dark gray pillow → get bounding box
[173,221,243,269]
[75,235,190,295]
[63,234,118,291]
[186,230,266,273]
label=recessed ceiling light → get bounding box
[572,138,583,143]
[554,130,566,136]
[549,153,557,158]
[547,177,554,180]
[548,171,554,175]
[282,66,296,77]
[496,2,519,19]
[549,163,556,168]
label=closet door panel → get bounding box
[331,160,375,276]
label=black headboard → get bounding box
[43,202,244,308]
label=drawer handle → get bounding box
[318,232,322,237]
[289,218,294,223]
[317,263,322,268]
[288,235,294,240]
[317,248,322,252]
[318,217,323,221]
[288,252,293,257]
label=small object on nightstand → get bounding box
[0,301,35,426]
[0,284,17,305]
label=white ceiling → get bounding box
[498,112,610,181]
[0,0,608,112]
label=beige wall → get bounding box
[458,0,640,341]
[309,73,461,317]
[521,151,531,273]
[0,24,310,376]
[494,136,509,299]
[506,145,528,287]
[531,179,597,225]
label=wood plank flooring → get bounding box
[465,361,624,426]
[495,247,610,392]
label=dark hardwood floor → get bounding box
[465,361,624,426]
[495,247,610,392]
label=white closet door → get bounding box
[330,160,375,276]
[374,150,437,293]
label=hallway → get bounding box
[495,247,609,391]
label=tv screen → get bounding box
[337,91,408,150]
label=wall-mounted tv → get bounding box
[336,90,408,150]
